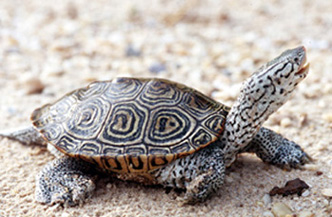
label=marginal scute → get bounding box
[170,141,192,155]
[56,135,80,154]
[31,78,228,173]
[78,142,102,156]
[41,123,63,144]
[103,156,123,172]
[149,154,175,171]
[204,113,227,134]
[191,128,213,148]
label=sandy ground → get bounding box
[0,0,332,216]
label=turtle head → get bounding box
[248,46,309,107]
[223,46,309,152]
[244,46,309,120]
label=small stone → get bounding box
[61,213,71,217]
[125,45,141,57]
[297,210,315,217]
[280,118,292,127]
[262,193,272,205]
[51,39,76,52]
[322,199,329,206]
[67,2,78,19]
[303,164,318,171]
[271,202,293,217]
[301,189,310,197]
[256,201,263,207]
[149,63,167,73]
[316,141,328,151]
[23,77,45,95]
[269,178,309,197]
[298,113,308,127]
[323,113,332,123]
[321,188,332,198]
[262,211,274,217]
[225,176,234,183]
[106,183,113,189]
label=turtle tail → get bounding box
[0,126,46,146]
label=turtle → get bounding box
[1,46,311,207]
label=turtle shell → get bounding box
[31,78,229,173]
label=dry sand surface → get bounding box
[0,0,332,216]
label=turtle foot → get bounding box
[271,145,312,171]
[36,157,97,207]
[246,127,311,170]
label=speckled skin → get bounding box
[35,157,97,206]
[153,143,225,204]
[1,46,311,206]
[34,127,310,206]
[242,127,311,170]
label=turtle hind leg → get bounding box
[0,126,46,146]
[36,156,98,207]
[244,127,311,170]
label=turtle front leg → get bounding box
[36,156,98,207]
[154,145,225,204]
[182,147,225,204]
[243,127,311,170]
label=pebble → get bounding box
[50,39,76,52]
[280,118,292,128]
[297,210,315,217]
[225,176,234,183]
[106,183,114,189]
[22,77,45,94]
[316,141,328,151]
[262,193,272,205]
[66,2,78,19]
[321,188,332,198]
[303,164,318,171]
[322,199,329,207]
[301,189,310,197]
[271,202,293,217]
[322,113,332,123]
[149,63,167,73]
[262,211,274,217]
[61,213,71,217]
[298,113,308,127]
[125,45,141,57]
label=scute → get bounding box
[31,78,228,173]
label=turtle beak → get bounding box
[296,47,310,75]
[296,62,310,75]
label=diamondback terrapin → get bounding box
[1,46,311,206]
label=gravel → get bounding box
[0,0,331,217]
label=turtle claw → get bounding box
[177,193,202,206]
[177,197,191,206]
[36,157,97,207]
[302,152,313,164]
[275,150,312,171]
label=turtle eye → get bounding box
[293,57,300,65]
